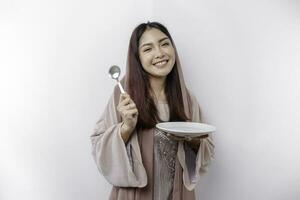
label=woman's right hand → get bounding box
[117,93,138,141]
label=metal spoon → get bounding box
[108,65,125,94]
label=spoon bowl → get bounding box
[109,65,121,80]
[108,65,125,94]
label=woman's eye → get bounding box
[162,42,170,46]
[143,48,151,52]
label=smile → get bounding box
[153,60,168,67]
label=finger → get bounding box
[119,93,125,103]
[193,134,209,140]
[119,97,131,107]
[119,93,130,103]
[117,101,130,113]
[124,109,138,118]
[120,107,137,116]
[124,103,137,110]
[176,136,186,141]
[184,136,193,141]
[121,93,136,105]
[128,98,136,104]
[127,108,138,115]
[166,133,185,141]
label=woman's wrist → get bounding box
[186,134,209,150]
[120,122,134,143]
[186,134,208,143]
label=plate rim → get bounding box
[155,121,216,135]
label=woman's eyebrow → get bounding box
[140,43,152,48]
[140,37,169,48]
[158,37,169,43]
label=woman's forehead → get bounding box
[139,28,169,47]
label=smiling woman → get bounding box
[138,28,176,79]
[90,21,214,200]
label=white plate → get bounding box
[156,122,216,137]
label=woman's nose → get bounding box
[154,47,165,58]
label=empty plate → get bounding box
[156,122,216,137]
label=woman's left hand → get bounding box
[166,133,209,142]
[166,134,209,152]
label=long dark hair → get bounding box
[127,21,189,130]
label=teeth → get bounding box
[154,60,167,66]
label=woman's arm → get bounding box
[176,92,215,191]
[90,94,147,187]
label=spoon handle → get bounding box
[117,81,125,94]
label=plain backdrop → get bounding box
[1,0,299,200]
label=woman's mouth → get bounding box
[153,60,168,67]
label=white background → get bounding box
[1,0,299,200]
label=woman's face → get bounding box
[138,28,176,79]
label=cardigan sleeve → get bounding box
[177,92,215,191]
[90,95,147,187]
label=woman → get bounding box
[90,22,214,200]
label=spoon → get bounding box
[108,65,125,94]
